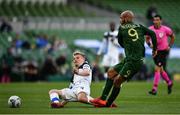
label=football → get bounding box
[8,96,21,108]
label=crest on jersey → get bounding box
[159,32,164,38]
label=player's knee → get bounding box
[155,66,161,72]
[77,92,87,103]
[77,97,87,103]
[49,89,58,94]
[107,69,118,79]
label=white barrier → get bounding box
[74,39,180,59]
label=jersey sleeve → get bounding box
[97,38,107,55]
[117,27,124,48]
[104,32,109,39]
[97,31,109,55]
[141,24,157,51]
[165,26,173,36]
[83,64,91,71]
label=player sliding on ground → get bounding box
[49,51,93,108]
[91,10,157,107]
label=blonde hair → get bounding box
[73,50,85,58]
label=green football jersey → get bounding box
[118,22,157,61]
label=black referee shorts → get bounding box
[153,50,169,67]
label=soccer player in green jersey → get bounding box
[90,10,157,107]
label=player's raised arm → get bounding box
[146,36,153,48]
[143,25,157,50]
[96,38,107,64]
[73,64,91,76]
[97,38,107,56]
[142,25,157,56]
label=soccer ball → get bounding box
[8,96,21,108]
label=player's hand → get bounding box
[73,67,79,74]
[167,46,170,51]
[150,44,153,49]
[147,42,153,49]
[152,50,157,58]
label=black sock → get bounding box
[101,78,113,100]
[106,86,121,107]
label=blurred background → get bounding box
[0,0,180,83]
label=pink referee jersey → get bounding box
[149,25,173,51]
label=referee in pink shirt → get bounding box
[146,14,175,95]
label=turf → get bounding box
[0,81,180,114]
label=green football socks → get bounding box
[101,78,113,100]
[106,86,120,107]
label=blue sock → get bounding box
[51,97,60,103]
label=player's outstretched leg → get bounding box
[90,78,112,107]
[106,86,121,107]
[94,75,125,108]
[101,68,118,100]
[49,89,64,108]
[77,92,94,104]
[91,69,118,106]
[105,76,125,107]
[100,78,113,100]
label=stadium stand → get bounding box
[0,0,88,17]
[82,0,180,26]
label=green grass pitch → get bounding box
[0,81,180,114]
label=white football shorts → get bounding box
[60,81,90,101]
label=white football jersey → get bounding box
[97,30,121,66]
[97,30,120,56]
[71,61,92,87]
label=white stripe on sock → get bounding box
[50,92,59,103]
